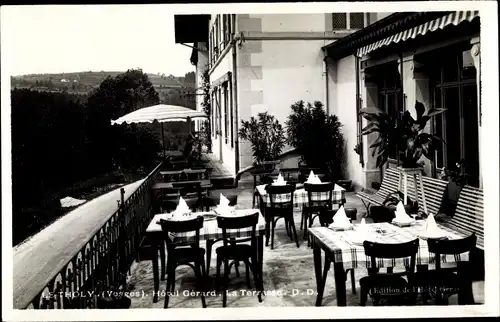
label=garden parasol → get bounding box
[110,104,208,157]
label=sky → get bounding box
[1,5,195,76]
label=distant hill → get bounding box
[10,71,195,95]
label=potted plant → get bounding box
[286,100,346,183]
[360,101,445,216]
[238,112,286,165]
[360,101,446,170]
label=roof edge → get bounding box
[323,11,451,59]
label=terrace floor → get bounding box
[128,187,485,308]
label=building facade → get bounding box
[177,13,391,177]
[323,11,481,190]
[176,11,482,191]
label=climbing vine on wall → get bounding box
[200,68,212,152]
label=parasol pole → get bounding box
[161,122,166,158]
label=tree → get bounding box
[184,71,196,84]
[86,69,161,172]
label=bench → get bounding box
[440,185,484,250]
[357,167,448,216]
[357,168,400,213]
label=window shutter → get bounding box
[332,13,347,29]
[349,13,365,29]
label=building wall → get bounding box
[237,13,331,170]
[331,27,482,190]
[207,15,237,175]
[329,55,365,189]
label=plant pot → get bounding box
[397,166,424,175]
[447,181,463,203]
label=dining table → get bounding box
[255,183,346,208]
[308,220,474,306]
[144,209,267,303]
[152,180,212,190]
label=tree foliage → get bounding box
[286,100,346,180]
[200,68,212,152]
[11,69,162,245]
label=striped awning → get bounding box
[111,104,207,125]
[356,11,480,57]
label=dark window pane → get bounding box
[434,88,444,168]
[443,87,461,168]
[442,55,459,82]
[462,85,479,187]
[350,13,365,29]
[462,49,476,80]
[332,13,347,29]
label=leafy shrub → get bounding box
[286,101,346,180]
[238,112,286,164]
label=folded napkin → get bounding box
[393,201,412,223]
[306,170,316,183]
[329,206,352,229]
[423,213,447,239]
[172,197,191,218]
[215,193,235,216]
[311,175,322,184]
[220,193,230,207]
[273,173,287,186]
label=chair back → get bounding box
[266,184,295,207]
[160,216,204,248]
[304,182,334,210]
[427,233,477,270]
[217,212,259,246]
[363,238,419,275]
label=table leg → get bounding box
[313,237,324,306]
[152,241,160,303]
[333,261,347,306]
[160,240,166,280]
[206,240,214,277]
[257,235,264,300]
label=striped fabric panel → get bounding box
[147,210,267,244]
[356,11,480,57]
[309,221,470,270]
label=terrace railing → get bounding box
[22,162,163,309]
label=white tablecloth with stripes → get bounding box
[256,184,346,207]
[308,221,471,270]
[146,209,266,243]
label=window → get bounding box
[332,13,367,30]
[223,82,229,144]
[429,45,479,187]
[374,63,403,161]
[208,15,233,68]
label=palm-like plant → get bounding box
[360,101,446,168]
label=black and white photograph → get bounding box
[1,2,498,321]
